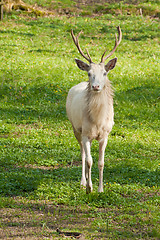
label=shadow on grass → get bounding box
[114,83,159,127]
[0,83,67,122]
[28,49,55,53]
[0,30,35,37]
[0,104,66,122]
[100,24,159,41]
[0,80,159,124]
[0,158,159,197]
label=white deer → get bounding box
[66,27,122,193]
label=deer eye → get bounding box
[103,72,107,76]
[88,72,91,77]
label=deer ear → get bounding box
[105,58,117,72]
[75,59,90,72]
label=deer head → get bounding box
[71,26,122,92]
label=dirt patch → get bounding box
[1,194,159,239]
[75,0,142,5]
[3,0,56,16]
[0,198,111,239]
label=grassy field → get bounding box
[0,1,160,239]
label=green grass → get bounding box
[0,2,160,239]
[22,0,160,17]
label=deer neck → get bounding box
[86,81,113,125]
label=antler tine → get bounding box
[71,29,92,63]
[86,48,92,60]
[101,26,122,63]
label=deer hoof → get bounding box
[98,186,104,193]
[86,182,93,194]
[80,178,86,187]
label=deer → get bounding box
[66,26,122,193]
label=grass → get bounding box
[22,0,160,17]
[0,1,160,239]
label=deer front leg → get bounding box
[80,144,86,187]
[73,129,86,187]
[82,136,93,193]
[98,137,108,192]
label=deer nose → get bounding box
[92,85,100,91]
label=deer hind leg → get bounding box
[98,137,108,192]
[82,136,93,194]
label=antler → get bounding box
[71,29,93,63]
[100,26,122,63]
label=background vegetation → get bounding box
[0,0,159,239]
